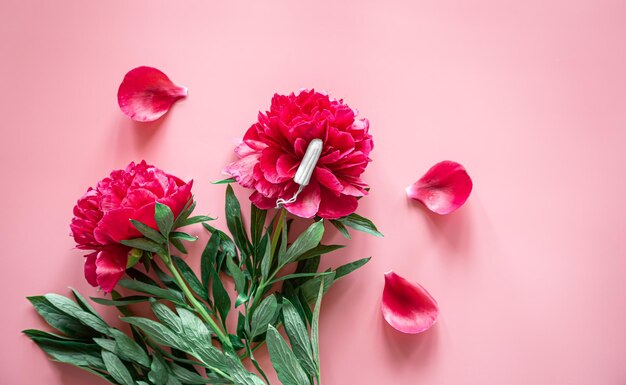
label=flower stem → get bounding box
[162,256,232,349]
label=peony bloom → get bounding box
[70,161,193,292]
[382,271,439,334]
[225,89,373,219]
[406,160,472,215]
[117,66,187,122]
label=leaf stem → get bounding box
[161,254,232,349]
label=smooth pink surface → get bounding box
[1,1,625,384]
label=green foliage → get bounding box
[26,185,378,385]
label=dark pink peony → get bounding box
[225,90,373,219]
[70,161,193,292]
[382,271,439,334]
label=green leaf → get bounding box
[102,350,134,385]
[90,295,151,306]
[172,255,207,300]
[131,219,167,243]
[281,220,324,266]
[177,307,214,351]
[25,333,105,368]
[170,362,231,384]
[282,299,316,378]
[118,279,184,303]
[155,202,175,236]
[170,231,198,242]
[180,215,214,227]
[22,329,78,341]
[121,317,185,350]
[150,300,184,335]
[311,278,325,371]
[70,288,101,320]
[270,271,333,285]
[260,234,272,281]
[335,213,383,237]
[170,237,188,254]
[28,296,93,337]
[334,257,371,279]
[109,328,150,367]
[149,353,169,385]
[266,325,311,385]
[250,294,278,337]
[201,231,220,288]
[173,198,196,229]
[212,177,236,184]
[126,267,160,287]
[225,184,251,257]
[300,271,335,304]
[93,338,117,352]
[329,219,351,239]
[250,204,267,247]
[211,270,231,324]
[203,223,238,259]
[226,256,246,294]
[295,244,345,261]
[120,237,163,253]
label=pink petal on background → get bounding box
[406,160,473,215]
[117,66,187,122]
[382,271,439,334]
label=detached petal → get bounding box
[382,271,439,334]
[406,160,472,215]
[117,66,187,122]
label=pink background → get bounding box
[2,1,626,384]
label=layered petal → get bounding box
[117,66,187,122]
[95,247,128,293]
[407,160,473,215]
[382,271,439,334]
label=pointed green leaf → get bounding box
[130,219,166,243]
[121,317,185,350]
[295,244,345,261]
[118,279,184,303]
[90,295,151,306]
[70,288,101,320]
[311,278,325,371]
[201,231,220,288]
[211,270,231,323]
[28,296,94,337]
[226,256,245,294]
[250,295,278,337]
[102,350,134,385]
[155,202,175,236]
[329,219,351,239]
[282,220,324,266]
[170,231,198,242]
[120,237,163,253]
[266,325,311,385]
[225,184,251,256]
[109,328,150,367]
[172,255,207,300]
[282,299,316,377]
[149,353,169,385]
[336,213,383,237]
[212,177,236,184]
[334,257,371,279]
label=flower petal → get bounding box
[382,271,439,334]
[117,66,187,122]
[406,160,473,215]
[95,247,128,293]
[84,252,98,287]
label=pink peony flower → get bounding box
[382,271,439,334]
[117,66,187,122]
[70,161,193,292]
[406,160,473,215]
[225,90,373,219]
